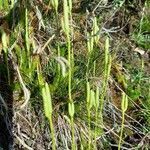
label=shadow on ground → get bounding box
[0,53,14,150]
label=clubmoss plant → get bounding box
[41,81,56,150]
[62,0,72,102]
[93,17,99,45]
[1,0,149,149]
[62,0,75,149]
[118,92,128,150]
[99,37,111,126]
[86,16,101,149]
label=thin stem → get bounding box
[25,6,29,55]
[118,112,125,150]
[71,117,75,150]
[94,109,98,150]
[67,37,72,102]
[87,108,91,150]
[49,117,56,150]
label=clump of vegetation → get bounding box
[0,0,150,149]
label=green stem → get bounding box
[71,117,75,150]
[49,116,56,150]
[87,108,91,150]
[94,109,98,149]
[67,37,72,102]
[86,51,91,80]
[67,26,75,150]
[25,4,32,77]
[118,112,125,150]
[25,6,29,54]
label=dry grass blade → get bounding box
[41,34,55,53]
[16,66,31,109]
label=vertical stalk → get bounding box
[71,117,75,150]
[49,117,56,150]
[118,92,128,150]
[118,111,125,150]
[94,109,98,149]
[99,37,111,126]
[67,35,75,150]
[87,108,91,150]
[94,86,99,150]
[62,1,75,149]
[25,6,29,55]
[86,82,91,150]
[25,3,32,78]
[67,37,72,102]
